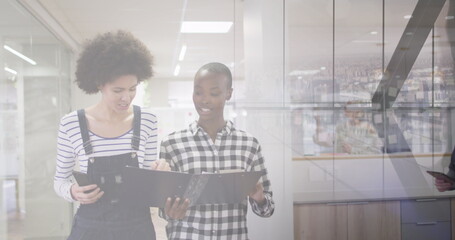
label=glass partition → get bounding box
[0,1,72,239]
[289,0,455,203]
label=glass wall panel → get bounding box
[433,0,455,195]
[333,0,384,200]
[0,1,72,239]
[291,0,455,204]
[287,0,334,106]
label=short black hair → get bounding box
[75,30,153,94]
[195,62,232,88]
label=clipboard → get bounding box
[119,166,263,207]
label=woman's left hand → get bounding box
[165,197,190,220]
[152,158,170,171]
[249,183,266,206]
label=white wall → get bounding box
[242,0,293,239]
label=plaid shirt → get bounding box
[159,120,274,240]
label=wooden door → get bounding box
[347,201,401,240]
[294,203,348,240]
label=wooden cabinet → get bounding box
[347,201,401,240]
[294,201,401,240]
[294,203,347,240]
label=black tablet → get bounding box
[72,170,92,186]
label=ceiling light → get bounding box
[370,31,378,35]
[174,64,181,76]
[4,66,17,75]
[181,21,233,33]
[4,45,37,65]
[178,45,187,61]
[290,69,320,76]
[352,40,381,43]
[403,15,412,19]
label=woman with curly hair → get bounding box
[53,30,168,240]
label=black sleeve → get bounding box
[447,146,455,179]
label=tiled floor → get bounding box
[5,179,24,240]
[4,181,169,240]
[7,211,24,240]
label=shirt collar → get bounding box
[190,120,235,136]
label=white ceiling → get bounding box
[36,0,240,80]
[11,0,448,82]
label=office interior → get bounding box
[1,0,455,239]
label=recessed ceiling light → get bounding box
[403,15,412,19]
[290,69,320,76]
[4,45,37,65]
[352,40,380,43]
[181,21,233,33]
[174,64,181,76]
[4,66,17,75]
[370,31,378,35]
[178,45,187,61]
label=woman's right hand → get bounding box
[70,183,104,204]
[152,159,171,171]
[435,178,453,192]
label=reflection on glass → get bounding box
[434,1,455,107]
[336,102,382,154]
[1,0,73,239]
[287,0,333,104]
[394,33,432,107]
[394,109,449,153]
[290,0,455,203]
[334,0,382,102]
[291,109,334,156]
[313,102,383,155]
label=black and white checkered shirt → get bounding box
[159,120,274,240]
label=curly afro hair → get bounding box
[75,30,153,94]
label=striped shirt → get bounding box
[159,120,274,240]
[54,109,158,202]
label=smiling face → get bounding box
[193,70,232,124]
[99,74,138,113]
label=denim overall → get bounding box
[67,106,156,240]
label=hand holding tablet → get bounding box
[426,170,455,183]
[427,170,455,192]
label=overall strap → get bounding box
[77,109,93,155]
[132,105,141,151]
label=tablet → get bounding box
[73,170,92,186]
[426,170,455,183]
